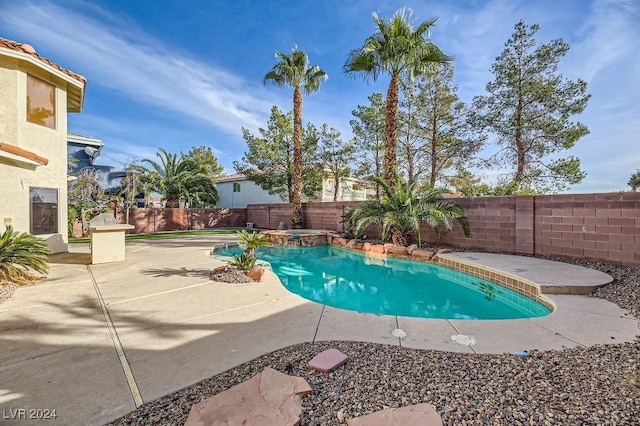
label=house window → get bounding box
[27,74,56,129]
[30,187,58,234]
[233,183,241,192]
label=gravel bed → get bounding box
[210,268,255,284]
[0,282,17,305]
[109,340,639,425]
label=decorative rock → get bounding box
[247,266,266,282]
[386,246,409,255]
[362,242,372,252]
[369,244,385,254]
[332,237,347,247]
[383,243,394,251]
[436,248,452,255]
[411,249,434,260]
[347,403,443,426]
[346,239,357,249]
[185,367,311,426]
[308,348,349,373]
[210,265,229,278]
[406,244,418,255]
[355,242,364,250]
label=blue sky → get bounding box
[2,0,639,192]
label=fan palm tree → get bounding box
[344,176,469,247]
[344,8,451,187]
[0,226,50,284]
[264,47,327,228]
[141,148,218,208]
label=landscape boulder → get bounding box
[346,239,357,249]
[347,403,442,426]
[411,249,434,260]
[369,244,385,254]
[386,246,409,256]
[247,266,267,282]
[332,237,347,247]
[362,242,372,251]
[185,367,312,426]
[406,244,418,255]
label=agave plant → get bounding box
[0,226,51,284]
[236,229,271,257]
[344,176,470,246]
[228,252,258,271]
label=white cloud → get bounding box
[1,1,276,137]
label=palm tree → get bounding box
[344,8,451,187]
[344,176,469,247]
[264,47,327,228]
[0,226,51,284]
[141,148,218,208]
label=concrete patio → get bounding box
[0,235,637,425]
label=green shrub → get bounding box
[227,252,257,271]
[0,226,51,284]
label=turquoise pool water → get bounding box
[214,245,551,320]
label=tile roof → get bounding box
[0,37,86,86]
[215,173,247,182]
[0,142,49,166]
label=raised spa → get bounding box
[213,245,551,320]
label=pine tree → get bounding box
[472,20,590,193]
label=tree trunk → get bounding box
[391,231,408,247]
[514,85,525,188]
[430,111,438,187]
[375,148,381,200]
[333,174,339,202]
[384,72,400,187]
[292,87,304,228]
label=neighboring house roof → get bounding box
[67,131,104,148]
[215,173,247,183]
[0,142,49,166]
[0,37,86,111]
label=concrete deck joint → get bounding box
[86,265,144,408]
[312,305,325,343]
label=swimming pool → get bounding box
[213,245,551,320]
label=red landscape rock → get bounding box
[347,403,443,426]
[332,237,347,247]
[369,244,385,254]
[362,242,372,251]
[386,246,409,255]
[308,348,349,373]
[436,248,452,255]
[185,367,312,426]
[383,243,394,251]
[346,239,357,249]
[411,249,434,260]
[247,266,266,282]
[406,244,418,255]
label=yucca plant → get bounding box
[344,175,470,246]
[236,229,271,257]
[0,226,51,284]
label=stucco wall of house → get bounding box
[0,55,71,250]
[216,179,284,208]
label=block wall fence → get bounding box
[247,192,640,266]
[104,193,640,265]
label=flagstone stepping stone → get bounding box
[308,348,349,372]
[347,403,443,426]
[185,367,311,426]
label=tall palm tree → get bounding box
[344,176,469,247]
[344,8,451,187]
[141,148,218,208]
[264,47,327,228]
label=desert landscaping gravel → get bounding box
[110,253,640,425]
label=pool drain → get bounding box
[451,334,476,346]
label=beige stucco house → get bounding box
[0,38,86,253]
